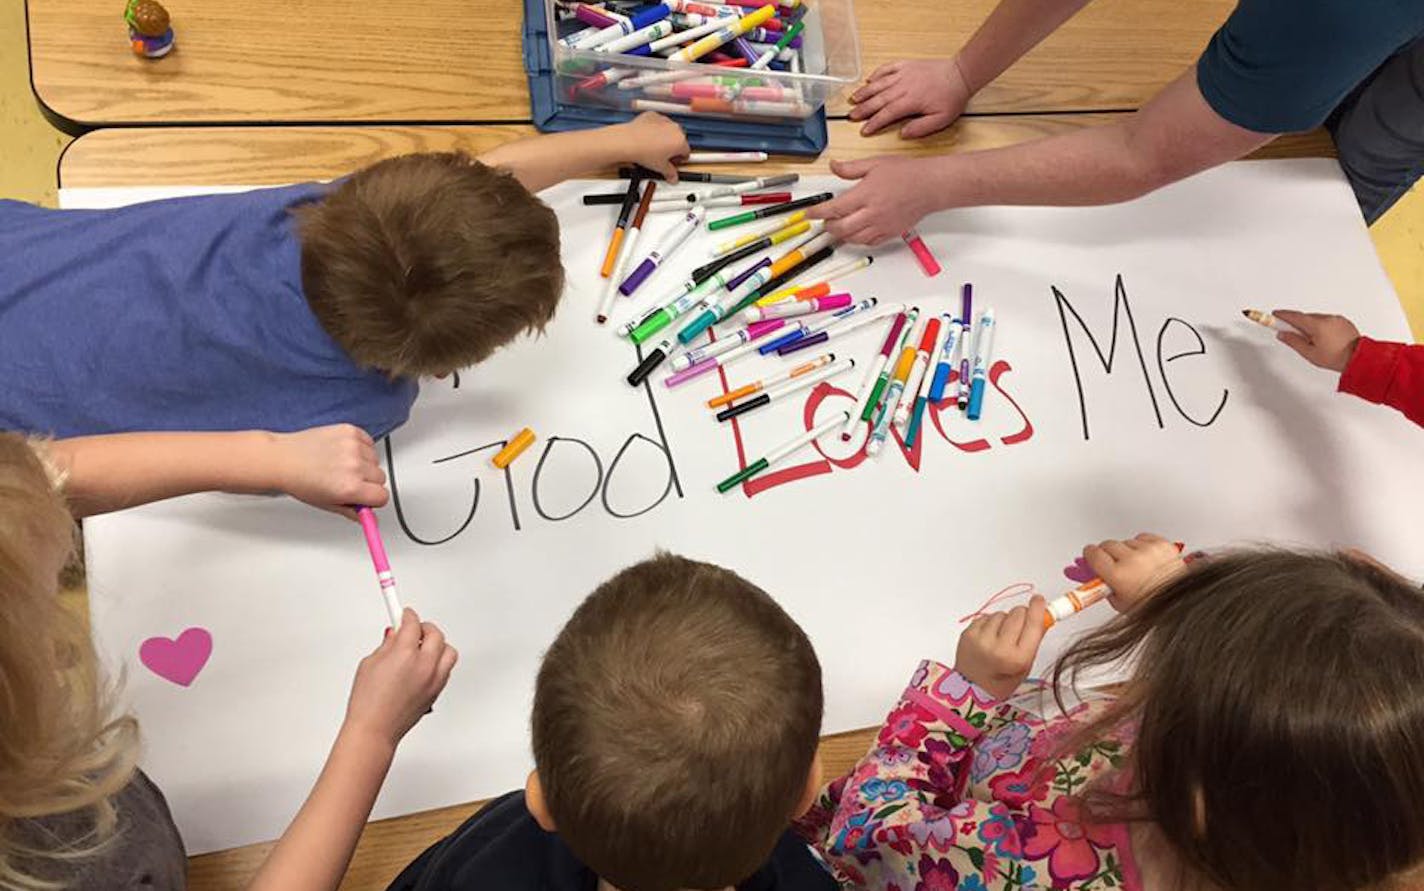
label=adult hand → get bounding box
[272,424,388,520]
[1082,533,1187,613]
[807,156,939,245]
[849,58,972,138]
[954,597,1048,701]
[1271,310,1361,373]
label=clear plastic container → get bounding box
[546,0,860,121]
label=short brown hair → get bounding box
[1054,549,1424,891]
[295,152,563,377]
[532,554,823,891]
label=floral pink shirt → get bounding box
[795,661,1142,891]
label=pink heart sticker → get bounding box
[139,628,213,687]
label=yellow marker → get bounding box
[670,4,776,62]
[712,211,809,257]
[492,428,537,469]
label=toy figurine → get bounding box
[125,0,174,59]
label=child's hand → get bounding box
[1271,310,1361,372]
[954,597,1048,701]
[616,112,691,182]
[1082,533,1186,613]
[272,424,388,520]
[848,57,972,138]
[344,609,458,749]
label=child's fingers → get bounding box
[1133,532,1168,546]
[436,645,459,682]
[1001,605,1029,642]
[1270,308,1313,330]
[352,481,389,509]
[1275,330,1313,357]
[982,612,1007,639]
[395,607,422,647]
[418,622,446,658]
[1100,539,1133,560]
[1020,596,1049,650]
[1083,544,1115,576]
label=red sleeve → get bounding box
[1339,338,1424,428]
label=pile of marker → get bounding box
[586,156,980,494]
[554,0,817,120]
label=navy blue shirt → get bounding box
[0,184,418,439]
[387,792,839,891]
[1197,0,1424,133]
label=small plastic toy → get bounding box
[125,0,174,59]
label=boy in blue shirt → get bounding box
[3,114,689,516]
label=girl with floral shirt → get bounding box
[796,534,1424,891]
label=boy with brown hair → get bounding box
[0,113,688,516]
[388,553,837,891]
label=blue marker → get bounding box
[966,308,996,421]
[927,312,960,403]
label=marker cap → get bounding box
[966,378,988,420]
[716,393,771,422]
[619,258,658,296]
[777,329,829,355]
[627,347,668,386]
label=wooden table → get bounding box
[58,116,1340,891]
[28,0,1234,128]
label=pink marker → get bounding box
[743,292,852,322]
[356,507,404,628]
[902,229,942,277]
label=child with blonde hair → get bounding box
[798,533,1424,891]
[0,433,457,890]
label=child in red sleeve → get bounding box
[1272,309,1424,427]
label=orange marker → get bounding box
[599,178,641,277]
[707,354,835,408]
[1044,541,1188,628]
[492,428,537,469]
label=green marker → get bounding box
[629,272,726,345]
[860,307,919,422]
[715,411,850,494]
[708,192,834,231]
[749,19,804,70]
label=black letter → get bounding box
[1156,318,1229,427]
[1052,275,1163,440]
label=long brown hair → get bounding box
[0,435,139,889]
[1053,549,1424,891]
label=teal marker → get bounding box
[629,272,726,344]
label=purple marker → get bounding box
[619,206,706,296]
[957,283,973,410]
[725,257,772,292]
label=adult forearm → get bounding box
[246,725,395,891]
[956,0,1098,92]
[46,431,285,518]
[922,71,1274,211]
[923,120,1165,209]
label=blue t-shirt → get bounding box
[1197,0,1424,133]
[0,184,418,439]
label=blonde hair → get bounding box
[0,434,139,889]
